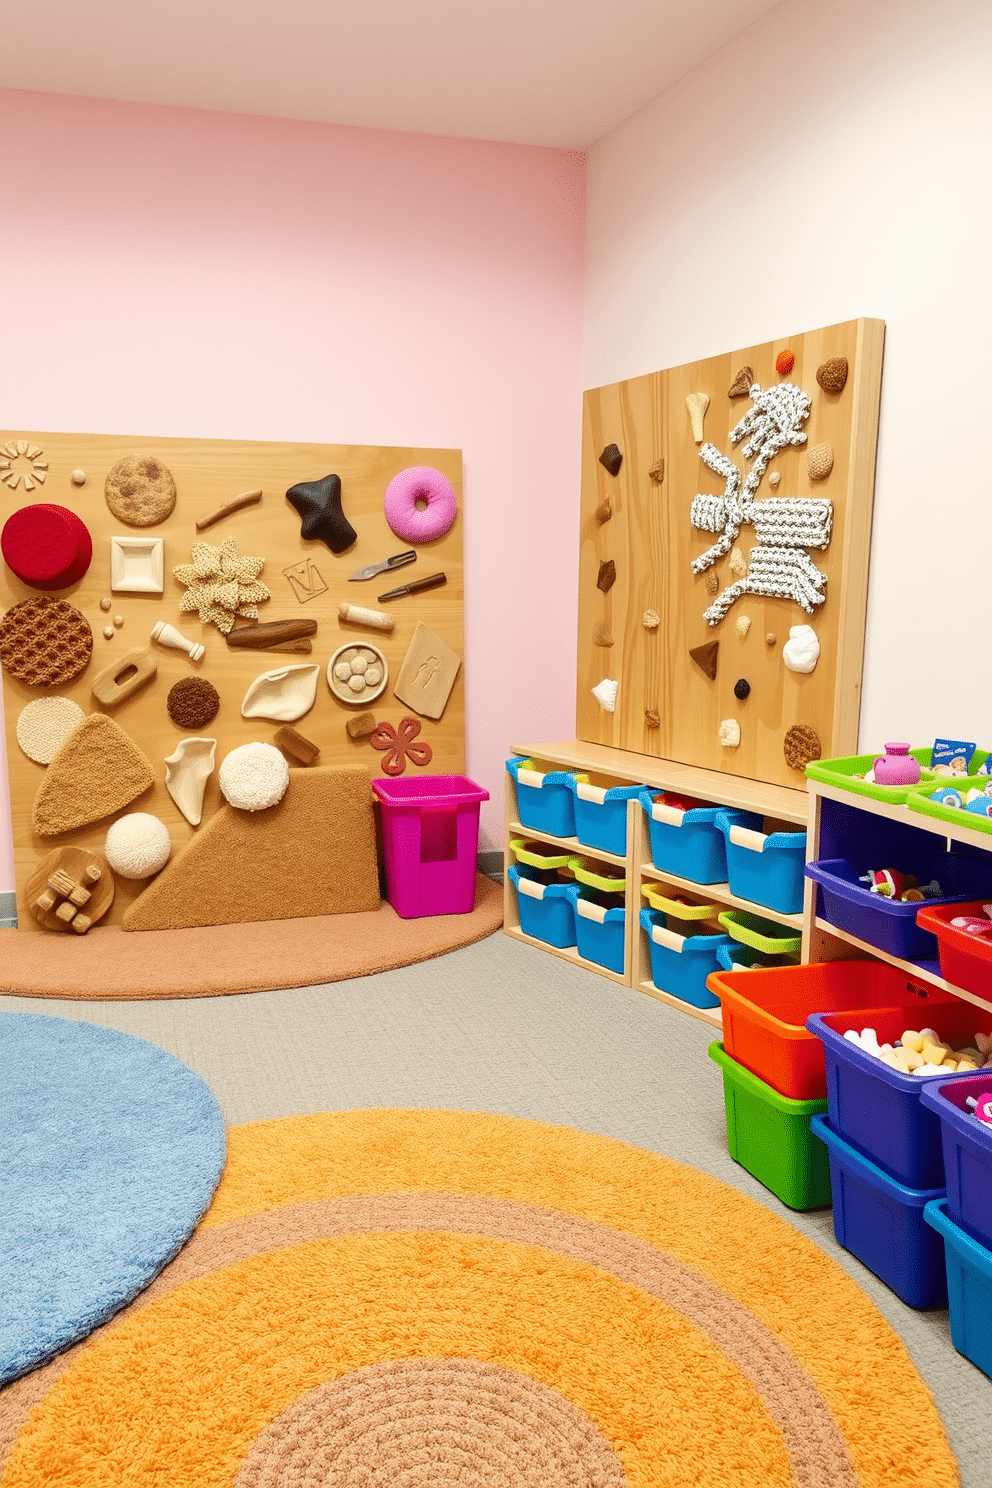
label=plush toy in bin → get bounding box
[858,868,942,902]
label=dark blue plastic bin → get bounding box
[507,757,587,838]
[714,812,807,915]
[804,852,992,961]
[806,1003,978,1189]
[508,864,575,950]
[920,1074,992,1251]
[638,791,761,885]
[573,781,643,857]
[924,1199,992,1378]
[639,906,731,1009]
[811,1115,947,1309]
[567,884,625,975]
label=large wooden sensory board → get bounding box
[577,318,885,791]
[0,430,463,929]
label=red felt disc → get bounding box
[1,504,93,590]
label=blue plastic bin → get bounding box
[920,1074,992,1251]
[715,944,798,972]
[567,884,625,975]
[806,1004,974,1189]
[812,1115,947,1309]
[714,812,807,916]
[639,906,731,1009]
[638,791,761,884]
[804,852,992,961]
[573,781,643,857]
[506,757,587,838]
[508,865,575,950]
[924,1199,992,1378]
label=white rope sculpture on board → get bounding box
[689,381,833,624]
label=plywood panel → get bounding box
[1,430,463,929]
[577,319,884,789]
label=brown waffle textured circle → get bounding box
[105,454,177,526]
[784,723,821,771]
[167,677,220,728]
[233,1358,626,1488]
[0,596,93,685]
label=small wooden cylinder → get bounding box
[337,603,394,633]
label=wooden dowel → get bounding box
[226,619,317,648]
[337,603,394,633]
[195,488,263,531]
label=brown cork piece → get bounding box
[32,716,155,837]
[645,709,660,729]
[122,766,380,931]
[593,621,614,647]
[274,726,321,765]
[816,356,849,394]
[648,458,664,483]
[728,366,753,398]
[595,498,612,524]
[167,677,220,730]
[689,640,719,680]
[597,560,616,593]
[807,443,834,481]
[598,443,622,476]
[345,712,377,741]
[783,724,822,771]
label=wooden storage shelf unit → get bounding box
[504,740,809,1028]
[803,774,992,1018]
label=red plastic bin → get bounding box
[916,901,992,999]
[707,960,952,1100]
[372,774,489,919]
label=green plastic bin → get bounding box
[806,748,989,806]
[908,778,992,837]
[717,909,802,959]
[708,1041,832,1210]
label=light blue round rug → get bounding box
[0,1012,226,1385]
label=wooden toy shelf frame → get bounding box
[0,428,464,930]
[802,776,992,1019]
[505,741,992,1028]
[503,740,808,1030]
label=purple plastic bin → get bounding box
[805,852,992,961]
[920,1075,992,1252]
[372,774,490,919]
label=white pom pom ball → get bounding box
[218,742,289,811]
[104,813,172,879]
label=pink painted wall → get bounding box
[0,89,586,889]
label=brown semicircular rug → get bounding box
[0,1109,961,1488]
[0,875,502,1000]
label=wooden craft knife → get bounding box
[349,550,416,581]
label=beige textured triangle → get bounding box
[32,714,156,836]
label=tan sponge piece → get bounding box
[32,714,156,836]
[123,764,380,931]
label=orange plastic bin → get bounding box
[706,960,955,1100]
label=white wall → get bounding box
[584,0,992,754]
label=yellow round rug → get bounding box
[0,1110,959,1487]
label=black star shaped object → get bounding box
[285,473,357,554]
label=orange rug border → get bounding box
[0,875,503,1000]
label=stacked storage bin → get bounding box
[639,883,732,1011]
[921,1074,992,1377]
[573,780,644,857]
[807,1000,992,1307]
[707,961,950,1213]
[506,839,576,950]
[565,857,627,975]
[505,757,588,838]
[638,791,761,883]
[714,811,807,915]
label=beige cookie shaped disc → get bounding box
[105,454,177,526]
[16,696,86,763]
[0,596,93,686]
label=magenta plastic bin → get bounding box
[372,774,490,919]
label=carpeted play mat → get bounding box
[0,1013,225,1387]
[0,875,502,999]
[0,1110,959,1487]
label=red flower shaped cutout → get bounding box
[370,716,433,775]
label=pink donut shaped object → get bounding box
[383,466,458,544]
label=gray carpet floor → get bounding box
[3,928,990,1485]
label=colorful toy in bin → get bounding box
[714,811,806,915]
[872,742,921,787]
[859,867,941,902]
[917,900,992,995]
[638,790,761,885]
[508,864,576,950]
[708,1042,831,1210]
[505,757,588,838]
[640,906,730,1010]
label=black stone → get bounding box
[285,473,357,554]
[734,678,751,700]
[599,443,623,476]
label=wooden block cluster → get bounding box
[34,861,101,933]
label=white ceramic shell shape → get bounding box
[241,663,320,722]
[782,624,820,674]
[164,737,217,826]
